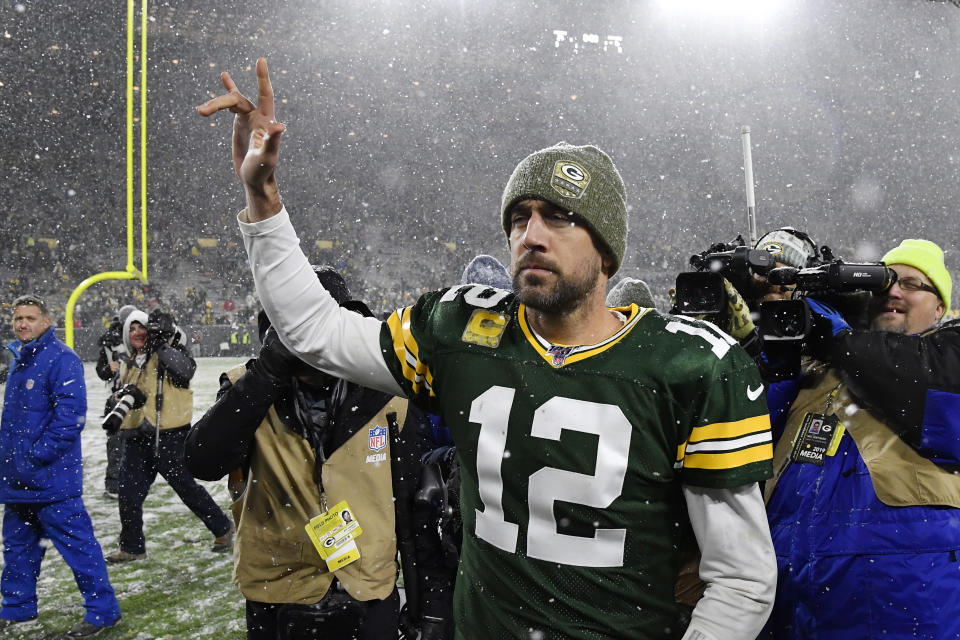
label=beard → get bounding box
[512,253,602,315]
[870,313,908,334]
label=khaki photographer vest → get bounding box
[118,353,193,431]
[224,365,408,604]
[765,365,960,508]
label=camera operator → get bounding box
[105,307,233,564]
[675,227,820,383]
[751,227,820,302]
[761,238,960,638]
[94,304,136,499]
[185,267,448,640]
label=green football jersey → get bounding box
[380,285,772,639]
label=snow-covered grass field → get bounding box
[0,357,250,639]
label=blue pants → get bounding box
[1,498,121,625]
[118,427,231,554]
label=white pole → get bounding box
[741,126,758,246]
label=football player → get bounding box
[199,58,777,640]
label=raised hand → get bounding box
[197,57,285,220]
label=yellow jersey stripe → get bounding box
[386,307,436,395]
[387,308,416,384]
[682,442,773,470]
[688,414,771,444]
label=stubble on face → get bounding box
[870,315,907,334]
[512,250,603,316]
[869,305,908,334]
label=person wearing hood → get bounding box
[762,239,960,638]
[459,254,512,291]
[94,303,136,499]
[105,307,233,564]
[185,267,443,640]
[606,276,657,310]
[0,295,122,637]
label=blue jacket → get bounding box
[762,320,960,639]
[0,328,87,503]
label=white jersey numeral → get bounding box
[665,319,735,359]
[470,386,630,567]
[472,386,520,552]
[439,284,510,308]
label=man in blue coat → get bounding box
[0,295,122,637]
[763,239,960,639]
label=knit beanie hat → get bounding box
[118,304,137,325]
[755,227,818,269]
[606,277,656,310]
[882,239,952,311]
[461,254,512,289]
[501,142,628,275]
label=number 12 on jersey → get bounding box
[470,386,631,568]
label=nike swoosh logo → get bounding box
[747,384,764,401]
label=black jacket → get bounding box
[828,319,960,457]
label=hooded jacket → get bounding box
[0,328,87,503]
[116,310,195,432]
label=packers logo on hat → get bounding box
[551,161,591,199]
[760,241,785,257]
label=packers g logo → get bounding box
[551,161,591,199]
[759,241,784,258]
[462,309,509,348]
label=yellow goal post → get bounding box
[66,0,148,347]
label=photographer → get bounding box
[94,304,136,498]
[751,227,820,302]
[674,227,820,383]
[185,267,447,640]
[105,308,233,564]
[761,239,960,638]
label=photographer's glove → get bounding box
[118,383,148,409]
[721,278,756,341]
[251,328,317,384]
[102,384,147,432]
[806,298,852,362]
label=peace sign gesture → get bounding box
[197,57,285,220]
